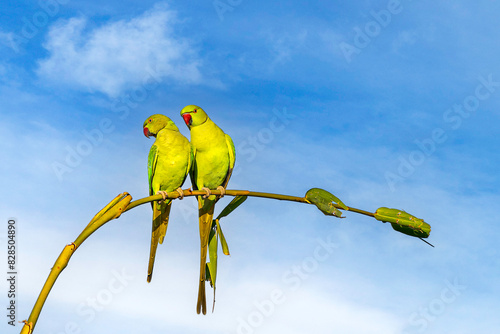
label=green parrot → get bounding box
[180,105,235,315]
[143,114,193,283]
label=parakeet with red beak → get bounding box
[180,105,235,315]
[143,114,193,283]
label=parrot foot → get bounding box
[201,187,212,199]
[176,188,184,200]
[216,186,226,198]
[156,191,168,204]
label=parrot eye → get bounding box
[193,109,197,113]
[148,119,152,123]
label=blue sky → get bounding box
[1,1,500,333]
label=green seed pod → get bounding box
[305,188,348,218]
[374,207,431,238]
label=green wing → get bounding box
[186,143,195,185]
[221,133,236,189]
[189,144,198,191]
[148,144,158,197]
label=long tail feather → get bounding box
[147,200,172,283]
[197,196,216,315]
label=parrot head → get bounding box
[180,105,208,129]
[143,114,179,138]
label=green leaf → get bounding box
[305,188,348,218]
[216,195,248,220]
[374,207,431,238]
[205,195,247,292]
[205,263,211,282]
[87,193,129,228]
[212,196,247,256]
[215,219,230,255]
[206,224,218,287]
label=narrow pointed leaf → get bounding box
[206,224,218,287]
[216,195,248,220]
[86,192,129,228]
[215,219,230,255]
[374,207,431,238]
[205,263,211,283]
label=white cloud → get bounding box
[37,4,202,97]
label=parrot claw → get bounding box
[216,186,226,198]
[201,187,212,198]
[176,188,184,200]
[156,190,168,204]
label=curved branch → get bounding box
[20,188,381,334]
[124,188,376,218]
[20,193,132,334]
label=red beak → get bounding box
[182,113,192,127]
[143,127,150,138]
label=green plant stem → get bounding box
[21,188,375,334]
[20,193,132,334]
[124,189,375,218]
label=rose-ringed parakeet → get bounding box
[143,114,193,283]
[180,105,235,315]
